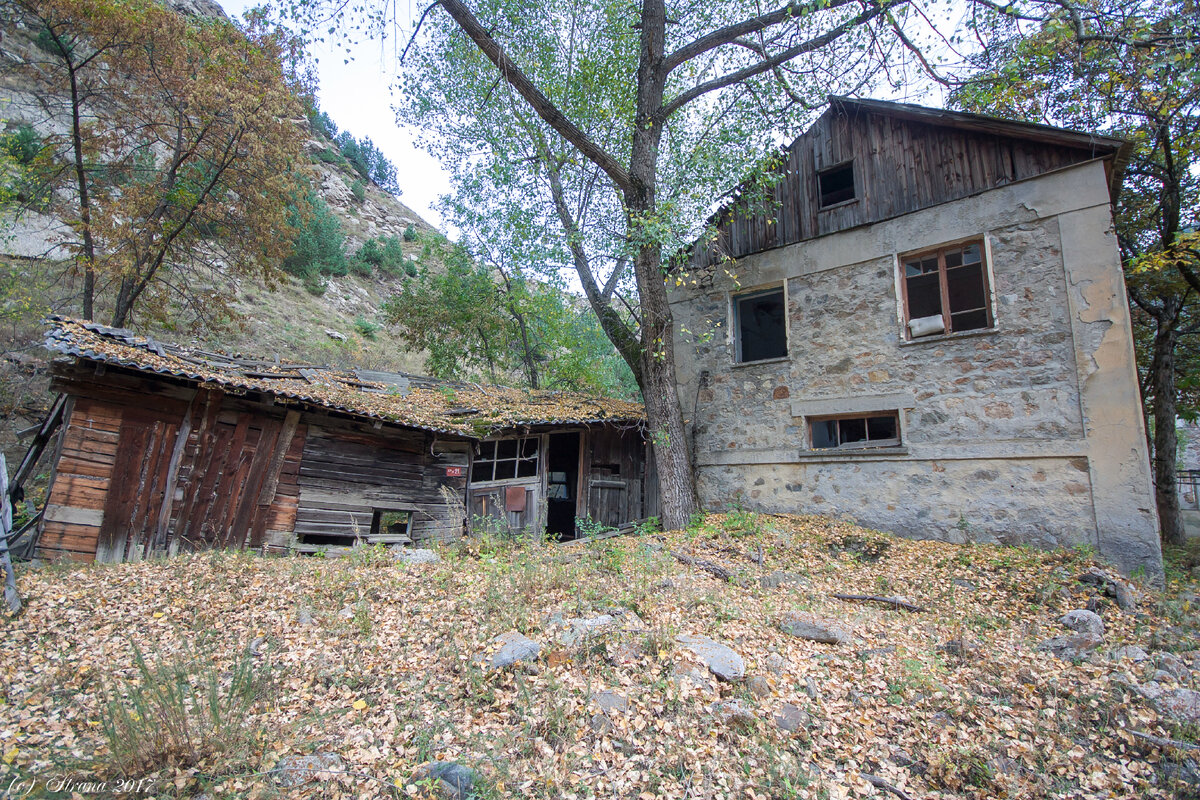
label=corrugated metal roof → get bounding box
[45,317,645,437]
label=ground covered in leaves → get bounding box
[2,513,1199,799]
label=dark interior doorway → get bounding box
[545,432,581,540]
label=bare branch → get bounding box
[660,0,903,119]
[438,0,631,193]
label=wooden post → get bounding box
[1,454,22,614]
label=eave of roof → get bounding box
[44,317,645,437]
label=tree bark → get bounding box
[1151,310,1185,545]
[62,40,97,321]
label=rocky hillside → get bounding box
[1,513,1198,798]
[0,0,443,461]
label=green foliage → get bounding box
[99,641,271,777]
[352,234,412,278]
[314,147,342,164]
[283,190,347,288]
[353,316,381,339]
[0,125,42,166]
[402,224,418,242]
[350,178,366,203]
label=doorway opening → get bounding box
[545,432,581,540]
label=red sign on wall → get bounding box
[445,466,464,477]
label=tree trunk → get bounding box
[624,0,699,531]
[64,50,96,320]
[1151,316,1185,545]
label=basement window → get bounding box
[475,437,539,482]
[902,241,992,338]
[809,412,900,450]
[734,287,788,363]
[818,162,855,208]
[371,509,413,543]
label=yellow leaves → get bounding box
[3,745,17,764]
[152,611,165,618]
[352,699,367,711]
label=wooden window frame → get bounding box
[816,160,857,210]
[807,411,901,451]
[472,436,541,485]
[899,239,993,340]
[732,285,789,364]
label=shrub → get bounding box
[283,191,347,281]
[99,641,272,777]
[353,316,381,339]
[314,147,342,165]
[348,257,372,278]
[402,224,419,242]
[357,237,383,266]
[1,125,43,166]
[350,178,366,203]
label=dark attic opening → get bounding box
[818,161,855,207]
[545,432,581,540]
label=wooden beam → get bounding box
[150,391,197,552]
[257,410,301,506]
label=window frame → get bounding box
[472,436,541,484]
[898,238,994,340]
[817,160,857,210]
[807,411,902,451]
[731,284,790,365]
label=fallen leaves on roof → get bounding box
[44,318,644,436]
[2,514,1196,799]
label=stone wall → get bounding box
[670,159,1163,581]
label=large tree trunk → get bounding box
[1151,316,1185,545]
[624,0,699,531]
[64,51,96,320]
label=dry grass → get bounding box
[1,514,1197,799]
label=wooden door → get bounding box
[96,409,180,563]
[468,482,541,535]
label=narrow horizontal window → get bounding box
[808,412,900,450]
[734,287,788,363]
[818,162,855,208]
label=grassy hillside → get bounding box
[2,514,1198,798]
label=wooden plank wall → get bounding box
[585,427,645,528]
[688,109,1101,271]
[295,424,469,545]
[39,368,308,562]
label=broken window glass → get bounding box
[902,240,992,338]
[735,287,788,363]
[809,412,901,450]
[818,162,855,208]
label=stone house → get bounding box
[669,97,1162,580]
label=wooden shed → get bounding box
[31,318,651,563]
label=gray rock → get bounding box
[249,636,267,656]
[591,690,629,715]
[1059,609,1105,638]
[952,578,978,591]
[411,762,479,800]
[273,753,344,787]
[589,713,615,734]
[1109,645,1150,663]
[746,675,772,698]
[764,653,788,675]
[395,548,440,565]
[1156,652,1191,680]
[938,639,979,658]
[337,604,355,620]
[1156,688,1200,725]
[481,631,541,669]
[773,703,809,732]
[1151,669,1176,684]
[1077,568,1138,611]
[558,615,616,647]
[296,606,316,626]
[710,698,755,727]
[779,615,852,645]
[676,634,745,682]
[804,676,821,700]
[759,571,809,589]
[671,660,716,692]
[1037,631,1104,660]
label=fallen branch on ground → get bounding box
[832,593,928,613]
[670,550,733,582]
[1129,730,1200,752]
[862,773,914,800]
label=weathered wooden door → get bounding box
[583,428,644,529]
[96,409,180,563]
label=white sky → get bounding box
[217,0,453,231]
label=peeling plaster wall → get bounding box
[669,160,1162,582]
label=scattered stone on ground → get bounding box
[411,761,479,800]
[1060,609,1106,637]
[938,638,979,658]
[773,703,810,732]
[676,633,745,681]
[764,653,788,675]
[1077,567,1139,611]
[746,675,772,697]
[273,753,344,788]
[556,614,617,647]
[779,614,852,645]
[758,571,809,589]
[1155,652,1191,681]
[710,698,755,728]
[479,631,541,669]
[394,548,440,565]
[591,690,629,715]
[952,577,978,591]
[1110,645,1150,662]
[1037,632,1104,660]
[1153,688,1200,725]
[295,606,316,626]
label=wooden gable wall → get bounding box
[685,107,1106,271]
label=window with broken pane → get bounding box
[734,287,788,363]
[809,412,900,449]
[901,241,991,338]
[474,436,540,482]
